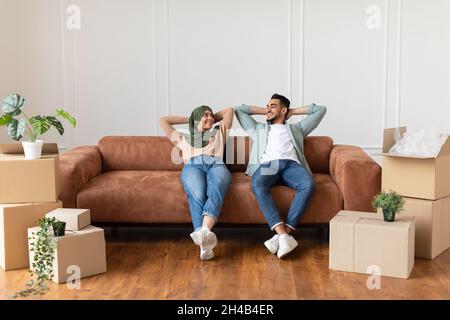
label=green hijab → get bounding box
[183,105,220,148]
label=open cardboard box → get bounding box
[0,143,60,203]
[379,127,450,200]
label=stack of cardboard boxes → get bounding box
[0,144,62,271]
[28,208,106,283]
[329,127,450,279]
[1,143,106,284]
[381,127,450,259]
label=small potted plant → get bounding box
[0,93,76,160]
[52,220,66,237]
[13,217,61,298]
[372,190,405,222]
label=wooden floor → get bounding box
[1,227,449,300]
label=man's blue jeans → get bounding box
[181,155,232,230]
[251,159,315,230]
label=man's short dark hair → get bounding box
[271,93,290,109]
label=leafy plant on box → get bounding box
[0,93,76,159]
[13,217,63,298]
[372,190,405,222]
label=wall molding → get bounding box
[300,0,305,106]
[165,0,171,116]
[288,0,292,98]
[56,0,412,149]
[382,0,390,133]
[59,0,68,148]
[154,0,171,136]
[153,0,158,136]
[395,0,403,128]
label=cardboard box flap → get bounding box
[437,136,450,156]
[379,152,436,159]
[0,143,59,155]
[382,127,407,153]
[379,127,448,159]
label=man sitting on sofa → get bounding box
[234,94,327,258]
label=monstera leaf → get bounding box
[7,118,26,141]
[56,109,76,127]
[2,94,25,116]
[1,93,77,143]
[46,116,64,135]
[0,114,13,126]
[29,116,51,135]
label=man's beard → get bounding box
[266,113,281,124]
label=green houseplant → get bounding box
[372,190,405,222]
[52,220,66,237]
[13,217,64,298]
[0,93,76,160]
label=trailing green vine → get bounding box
[13,217,60,298]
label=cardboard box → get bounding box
[0,201,62,271]
[379,127,450,200]
[401,196,450,259]
[45,208,91,231]
[329,210,415,279]
[0,143,60,203]
[28,225,107,283]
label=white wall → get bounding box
[0,0,64,145]
[1,0,450,165]
[0,0,18,112]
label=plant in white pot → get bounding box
[0,93,76,159]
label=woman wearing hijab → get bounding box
[159,106,234,260]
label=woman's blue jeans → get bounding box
[181,155,232,230]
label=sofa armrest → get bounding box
[59,146,102,208]
[329,145,381,212]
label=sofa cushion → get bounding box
[220,172,343,224]
[77,171,189,223]
[77,171,343,224]
[99,136,184,172]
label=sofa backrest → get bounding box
[98,135,333,173]
[99,136,184,171]
[224,135,333,174]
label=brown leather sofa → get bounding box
[58,135,381,226]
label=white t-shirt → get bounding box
[260,124,300,164]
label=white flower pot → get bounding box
[22,140,44,160]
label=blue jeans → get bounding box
[181,155,232,230]
[251,159,315,230]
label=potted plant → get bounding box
[13,217,64,298]
[0,93,76,160]
[52,220,66,237]
[372,190,405,222]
